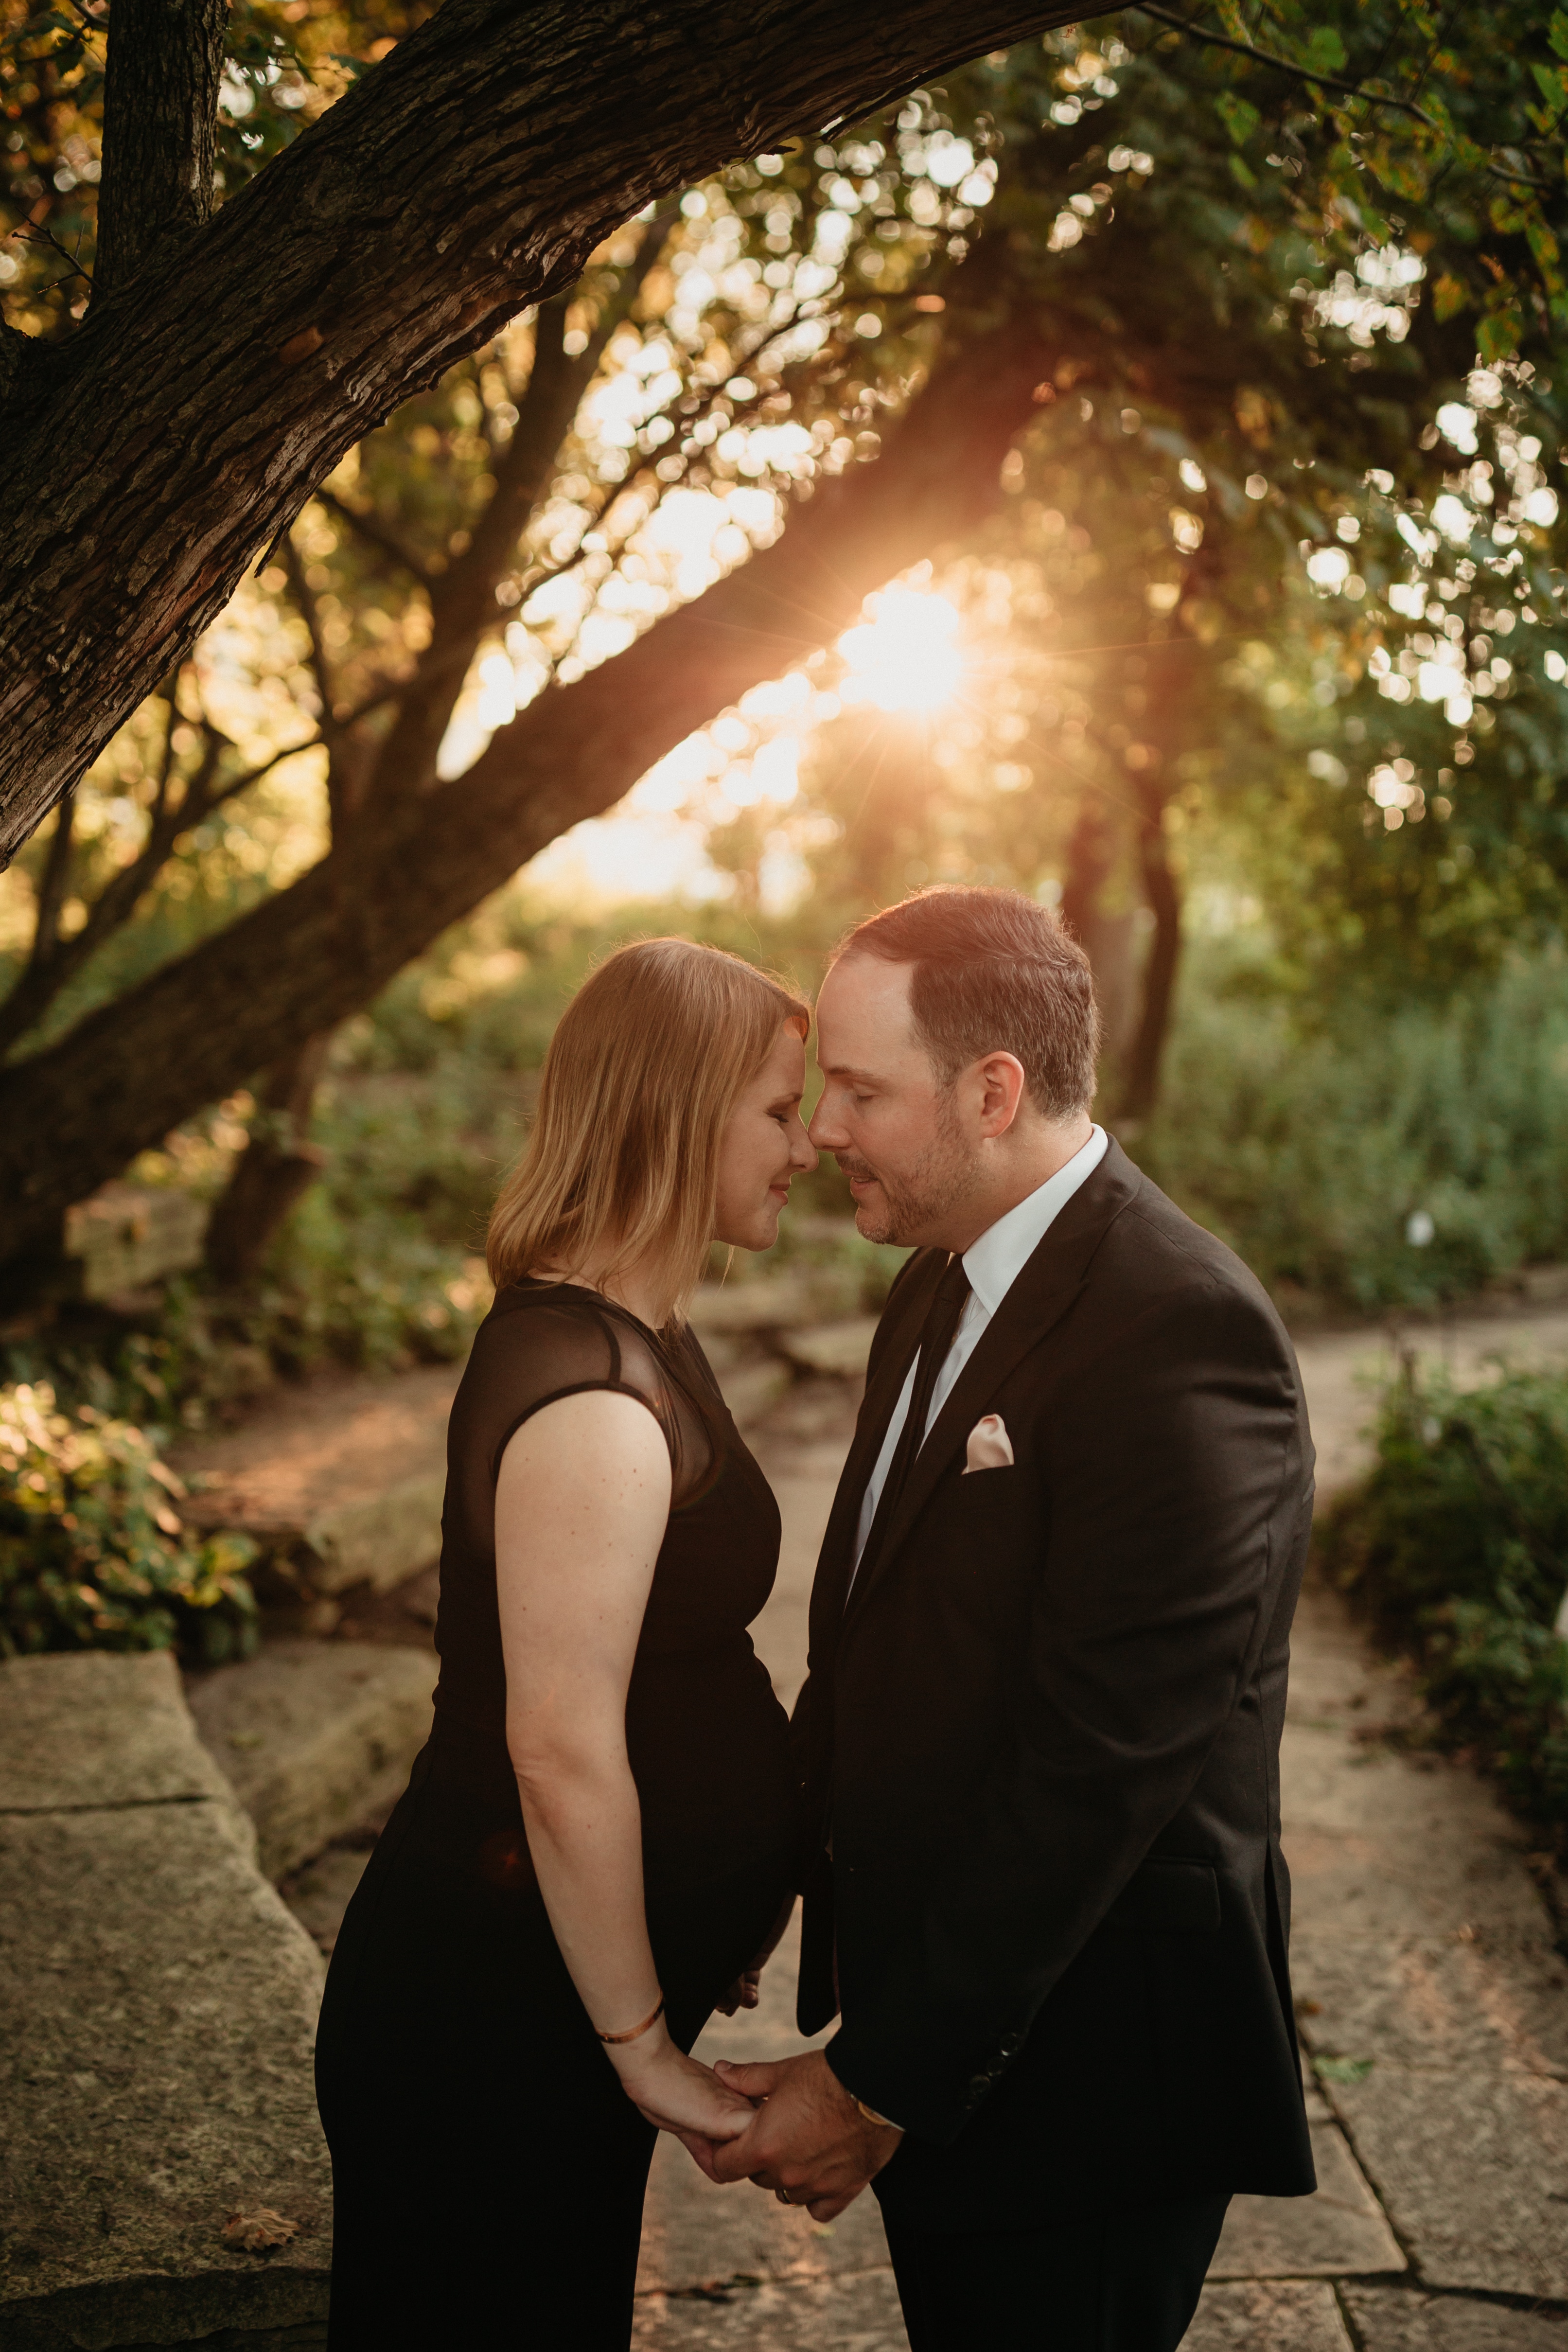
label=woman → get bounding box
[315,938,818,2347]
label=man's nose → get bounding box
[807,1095,846,1150]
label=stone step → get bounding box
[777,1317,879,1380]
[185,1640,436,1881]
[0,1651,331,2349]
[171,1362,460,1615]
[168,1308,810,1632]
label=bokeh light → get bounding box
[836,587,963,713]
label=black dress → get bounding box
[315,1282,798,2348]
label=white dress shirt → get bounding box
[850,1125,1108,1578]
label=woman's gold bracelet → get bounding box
[596,1994,665,2046]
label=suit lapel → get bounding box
[808,1251,942,1653]
[843,1140,1144,1627]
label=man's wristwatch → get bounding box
[854,2096,898,2129]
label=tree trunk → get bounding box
[94,0,228,298]
[1116,775,1182,1128]
[204,1036,333,1287]
[0,0,1096,862]
[1059,794,1138,1067]
[0,323,1055,1269]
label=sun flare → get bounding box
[836,586,963,714]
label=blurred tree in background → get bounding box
[2,0,1567,1359]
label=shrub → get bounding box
[0,1383,259,1664]
[1318,1359,1568,1829]
[1138,950,1568,1311]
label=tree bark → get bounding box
[0,322,1054,1267]
[94,0,228,298]
[0,0,1097,862]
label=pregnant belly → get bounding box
[627,1648,797,1889]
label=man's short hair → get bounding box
[838,886,1100,1119]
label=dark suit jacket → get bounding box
[793,1139,1317,2228]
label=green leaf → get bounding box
[1305,27,1349,77]
[1215,89,1261,149]
[1550,8,1568,62]
[1314,2055,1376,2085]
[1476,307,1521,363]
[1432,272,1469,322]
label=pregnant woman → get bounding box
[315,938,818,2347]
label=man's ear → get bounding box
[974,1053,1028,1138]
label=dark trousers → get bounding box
[882,2191,1231,2352]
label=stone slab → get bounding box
[1343,2284,1568,2349]
[688,1278,820,1337]
[633,2266,907,2351]
[171,1365,459,1597]
[634,2274,1362,2351]
[713,1359,791,1431]
[277,1844,373,1958]
[1291,1929,1568,2081]
[1211,2089,1404,2280]
[777,1321,879,1381]
[0,1801,330,2343]
[1318,2062,1568,2300]
[185,1641,433,1880]
[1186,2279,1354,2351]
[0,1655,237,1819]
[63,1185,208,1304]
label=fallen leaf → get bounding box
[223,2208,299,2253]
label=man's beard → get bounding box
[837,1095,980,1246]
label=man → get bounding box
[707,886,1316,2352]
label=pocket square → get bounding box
[963,1413,1014,1473]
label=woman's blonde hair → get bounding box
[486,938,809,1324]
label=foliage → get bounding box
[1136,946,1568,1310]
[8,1,1568,1084]
[0,0,430,336]
[0,1381,258,1661]
[1319,1359,1568,1828]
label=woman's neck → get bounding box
[535,1256,670,1331]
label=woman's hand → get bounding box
[609,2027,758,2140]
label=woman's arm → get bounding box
[496,1388,755,2141]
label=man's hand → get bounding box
[697,2050,902,2221]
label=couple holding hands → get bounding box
[315,885,1316,2352]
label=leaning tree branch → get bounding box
[94,0,229,298]
[0,724,311,1059]
[0,318,1057,1253]
[1136,4,1440,128]
[0,0,1105,863]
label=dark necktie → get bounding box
[853,1252,972,1592]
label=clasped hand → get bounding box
[681,2050,902,2223]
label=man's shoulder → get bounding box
[1092,1158,1288,1343]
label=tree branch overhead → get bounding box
[0,0,1102,862]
